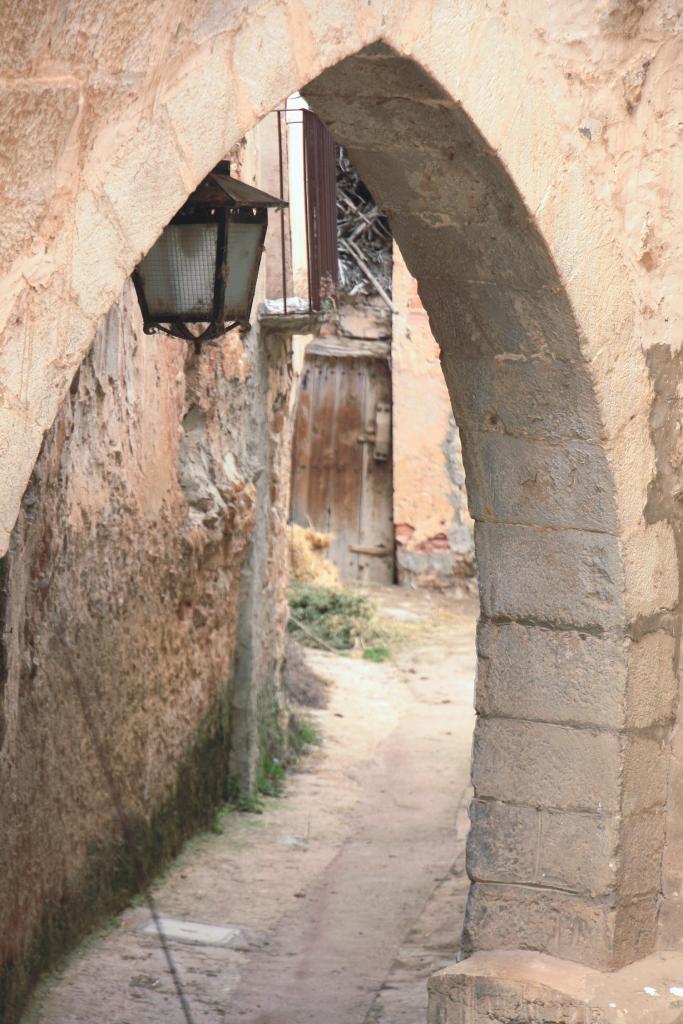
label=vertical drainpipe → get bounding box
[285,94,310,301]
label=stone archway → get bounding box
[1,3,680,1019]
[303,42,666,975]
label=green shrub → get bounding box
[362,646,390,662]
[287,582,386,651]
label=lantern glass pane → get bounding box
[223,221,263,319]
[138,223,217,318]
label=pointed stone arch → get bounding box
[0,3,677,1010]
[302,42,668,973]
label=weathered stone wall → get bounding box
[0,282,292,1021]
[392,246,475,590]
[2,1,683,1014]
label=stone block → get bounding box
[0,82,80,274]
[297,1,384,72]
[306,45,441,104]
[439,349,602,443]
[392,213,558,295]
[46,0,172,78]
[310,90,470,154]
[163,40,242,182]
[475,522,625,629]
[428,949,683,1023]
[464,883,658,970]
[622,733,669,814]
[623,520,679,620]
[418,275,584,364]
[613,896,659,966]
[0,284,94,431]
[0,4,52,74]
[608,409,655,533]
[70,189,131,321]
[462,431,616,532]
[467,799,538,885]
[428,955,595,1023]
[471,718,621,813]
[476,621,627,728]
[467,799,620,896]
[330,146,580,351]
[462,883,616,969]
[657,897,683,952]
[97,114,188,261]
[538,808,618,896]
[231,2,299,116]
[619,810,665,898]
[625,630,677,727]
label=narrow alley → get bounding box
[21,591,475,1024]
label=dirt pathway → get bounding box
[23,589,476,1024]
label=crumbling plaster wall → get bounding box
[392,246,475,590]
[0,281,293,1020]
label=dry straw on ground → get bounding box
[288,524,340,587]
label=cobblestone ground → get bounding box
[23,588,476,1024]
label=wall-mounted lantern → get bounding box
[132,162,287,347]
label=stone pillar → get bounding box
[464,541,672,969]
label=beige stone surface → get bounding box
[467,799,620,897]
[429,949,683,1024]
[471,717,622,813]
[1,0,683,998]
[462,882,658,970]
[476,621,629,728]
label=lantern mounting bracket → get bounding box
[142,319,243,354]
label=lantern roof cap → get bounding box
[205,173,286,210]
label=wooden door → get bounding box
[290,350,394,584]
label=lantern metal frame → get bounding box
[132,166,286,347]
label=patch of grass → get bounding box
[287,582,389,653]
[211,804,233,834]
[362,645,390,662]
[234,794,265,814]
[227,777,266,814]
[223,773,266,815]
[257,754,286,798]
[288,713,321,756]
[220,680,323,822]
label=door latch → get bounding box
[357,401,391,461]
